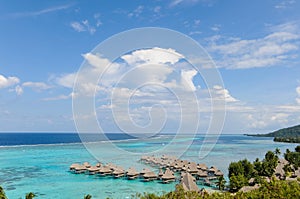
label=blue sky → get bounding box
[0,0,300,133]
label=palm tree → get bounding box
[84,194,92,199]
[0,186,8,199]
[25,192,36,199]
[216,176,226,190]
[275,148,281,156]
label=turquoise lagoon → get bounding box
[0,134,298,199]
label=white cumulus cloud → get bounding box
[0,74,20,89]
[181,69,197,91]
[121,47,184,65]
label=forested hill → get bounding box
[246,124,300,143]
[260,124,300,137]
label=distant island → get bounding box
[246,124,300,143]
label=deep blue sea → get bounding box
[0,133,298,199]
[0,133,136,146]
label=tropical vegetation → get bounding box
[248,124,300,143]
[0,186,7,199]
[137,179,300,199]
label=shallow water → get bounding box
[0,134,298,199]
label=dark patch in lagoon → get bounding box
[6,186,16,190]
[0,166,43,185]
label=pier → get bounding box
[69,155,224,190]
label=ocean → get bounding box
[0,133,298,199]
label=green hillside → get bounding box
[247,124,300,143]
[265,124,300,137]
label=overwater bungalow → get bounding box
[161,168,175,183]
[83,162,91,168]
[187,162,198,174]
[143,171,157,182]
[87,166,99,175]
[126,167,140,180]
[196,170,208,178]
[140,168,152,176]
[180,172,199,192]
[107,163,117,171]
[112,168,125,178]
[98,166,111,176]
[69,163,80,171]
[95,162,102,168]
[208,166,218,175]
[197,163,208,170]
[74,165,86,174]
[174,162,184,171]
[214,170,224,176]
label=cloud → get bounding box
[70,19,97,34]
[0,74,20,89]
[70,22,85,32]
[15,85,23,96]
[275,0,296,9]
[22,82,52,90]
[212,85,238,102]
[56,73,76,88]
[211,24,221,32]
[10,4,73,18]
[181,69,197,91]
[94,13,102,27]
[207,22,300,69]
[128,5,144,18]
[43,93,73,101]
[169,0,200,7]
[121,47,184,65]
[56,53,113,96]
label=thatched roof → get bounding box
[95,162,102,167]
[127,167,139,176]
[187,162,198,173]
[70,163,80,169]
[240,184,260,192]
[197,170,208,177]
[99,166,111,173]
[197,163,208,170]
[83,162,91,168]
[214,170,224,176]
[208,166,218,173]
[112,169,125,175]
[143,171,157,178]
[162,168,175,180]
[181,172,199,192]
[87,166,99,172]
[107,163,117,170]
[74,165,86,171]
